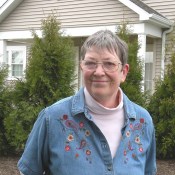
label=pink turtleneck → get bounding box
[84,88,125,158]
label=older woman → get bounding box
[18,30,156,175]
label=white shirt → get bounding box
[84,88,125,158]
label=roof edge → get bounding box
[119,0,173,28]
[0,0,23,23]
[149,14,173,28]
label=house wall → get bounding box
[165,29,175,66]
[142,0,175,21]
[154,38,162,79]
[0,0,139,32]
[143,0,175,79]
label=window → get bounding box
[144,52,153,92]
[5,46,26,80]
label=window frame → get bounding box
[144,52,153,92]
[5,46,26,80]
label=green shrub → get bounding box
[0,65,14,155]
[148,50,175,158]
[4,14,77,152]
[4,100,43,152]
[117,23,146,107]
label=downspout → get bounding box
[161,25,174,79]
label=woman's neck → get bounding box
[84,87,122,109]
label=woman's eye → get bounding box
[105,62,115,66]
[85,61,96,66]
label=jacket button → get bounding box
[107,165,113,171]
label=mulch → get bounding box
[0,157,174,175]
[156,159,175,175]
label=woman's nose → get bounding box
[93,63,105,75]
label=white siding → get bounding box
[165,29,175,66]
[154,38,162,79]
[142,0,175,21]
[0,0,139,31]
[142,0,175,79]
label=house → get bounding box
[0,0,174,92]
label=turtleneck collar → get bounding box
[84,87,123,116]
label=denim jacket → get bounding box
[18,88,157,175]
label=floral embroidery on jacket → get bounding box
[60,114,92,163]
[122,118,147,164]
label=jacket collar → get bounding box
[71,87,136,120]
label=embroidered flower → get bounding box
[126,131,131,137]
[134,123,142,130]
[129,123,133,129]
[124,157,128,164]
[77,139,87,149]
[132,153,138,160]
[63,115,68,120]
[122,118,147,164]
[85,130,91,136]
[140,118,144,123]
[86,149,91,155]
[65,120,78,131]
[124,150,127,156]
[60,115,92,163]
[75,153,79,158]
[139,147,143,152]
[79,121,84,128]
[65,145,71,151]
[128,141,134,150]
[67,134,74,142]
[135,136,140,144]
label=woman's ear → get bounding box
[121,64,129,83]
[80,62,83,71]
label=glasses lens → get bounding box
[82,60,96,70]
[103,61,118,71]
[81,60,120,72]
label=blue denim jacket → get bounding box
[18,88,157,175]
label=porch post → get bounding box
[0,40,7,64]
[137,34,146,91]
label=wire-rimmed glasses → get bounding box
[81,60,122,72]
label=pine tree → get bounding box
[148,32,175,158]
[0,65,13,155]
[4,14,77,151]
[26,14,76,106]
[116,23,145,106]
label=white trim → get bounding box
[6,45,26,80]
[0,24,163,40]
[0,0,15,14]
[0,40,7,63]
[62,26,117,37]
[149,14,173,28]
[0,30,41,40]
[138,34,147,91]
[0,0,23,23]
[118,0,150,20]
[118,0,171,28]
[129,23,162,37]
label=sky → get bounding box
[0,0,7,7]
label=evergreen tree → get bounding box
[0,65,13,155]
[26,14,76,106]
[4,14,77,151]
[148,32,175,158]
[116,23,145,106]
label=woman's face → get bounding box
[80,46,129,107]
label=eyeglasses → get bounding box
[81,60,122,72]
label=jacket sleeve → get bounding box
[17,108,49,175]
[145,126,157,175]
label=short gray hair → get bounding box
[80,30,128,65]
